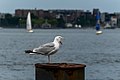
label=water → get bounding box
[0,28,120,80]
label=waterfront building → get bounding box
[0,13,5,19]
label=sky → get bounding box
[0,0,120,13]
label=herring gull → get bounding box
[25,36,63,63]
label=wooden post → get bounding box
[35,63,86,80]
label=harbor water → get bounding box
[0,28,120,80]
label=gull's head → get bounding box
[54,36,63,45]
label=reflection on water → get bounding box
[0,29,120,80]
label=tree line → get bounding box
[0,13,97,28]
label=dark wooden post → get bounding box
[35,63,86,80]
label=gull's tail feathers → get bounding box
[25,50,33,53]
[25,49,44,55]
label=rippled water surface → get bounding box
[0,28,120,80]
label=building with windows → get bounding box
[0,13,5,19]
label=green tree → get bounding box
[48,19,58,27]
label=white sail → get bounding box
[26,12,33,32]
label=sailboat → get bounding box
[96,11,102,35]
[26,12,33,32]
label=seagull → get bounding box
[25,36,63,63]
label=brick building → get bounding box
[15,9,84,20]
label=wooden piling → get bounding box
[35,63,86,80]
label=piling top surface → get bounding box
[35,63,86,69]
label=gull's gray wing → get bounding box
[40,42,55,47]
[33,42,55,55]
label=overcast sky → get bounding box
[0,0,120,13]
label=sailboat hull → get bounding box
[96,30,102,35]
[28,30,33,33]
